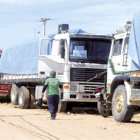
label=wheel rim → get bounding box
[114,93,124,113]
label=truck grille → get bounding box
[70,68,106,83]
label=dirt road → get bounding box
[0,103,140,140]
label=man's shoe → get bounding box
[51,117,55,120]
[51,114,55,120]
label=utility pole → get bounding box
[40,18,51,36]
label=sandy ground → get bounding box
[0,103,140,140]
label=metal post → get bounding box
[40,18,51,37]
[43,22,46,36]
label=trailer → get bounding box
[0,25,112,111]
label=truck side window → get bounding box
[40,39,52,55]
[59,40,65,59]
[112,39,123,56]
[123,37,129,53]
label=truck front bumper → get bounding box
[62,82,104,102]
[129,89,140,105]
[62,92,98,102]
[129,77,140,105]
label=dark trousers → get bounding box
[47,94,59,115]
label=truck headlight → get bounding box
[70,85,78,91]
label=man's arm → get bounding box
[42,85,48,97]
[59,84,63,89]
[42,78,49,97]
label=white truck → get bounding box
[0,24,112,111]
[98,13,140,122]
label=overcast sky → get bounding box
[0,0,140,48]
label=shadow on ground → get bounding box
[0,99,11,103]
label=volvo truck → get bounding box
[0,24,112,111]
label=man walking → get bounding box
[42,71,62,120]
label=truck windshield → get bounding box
[69,38,111,64]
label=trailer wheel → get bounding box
[97,101,110,118]
[112,85,135,122]
[18,86,30,109]
[11,84,19,105]
[29,88,36,109]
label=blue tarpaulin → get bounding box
[69,29,86,34]
[0,29,86,74]
[128,12,140,71]
[0,39,39,74]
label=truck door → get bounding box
[110,38,123,74]
[109,37,130,75]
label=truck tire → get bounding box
[112,85,135,122]
[97,101,110,118]
[29,88,36,109]
[11,84,19,105]
[18,86,30,109]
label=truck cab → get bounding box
[38,30,112,111]
[107,32,131,93]
[98,20,140,122]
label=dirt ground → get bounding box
[0,103,140,140]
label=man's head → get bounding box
[50,71,56,78]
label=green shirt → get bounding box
[45,78,60,95]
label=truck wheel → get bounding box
[29,88,36,109]
[112,85,135,122]
[11,84,19,105]
[97,101,110,118]
[18,86,30,109]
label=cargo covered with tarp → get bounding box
[0,29,86,74]
[128,12,140,71]
[0,39,39,74]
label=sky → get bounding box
[0,0,140,48]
